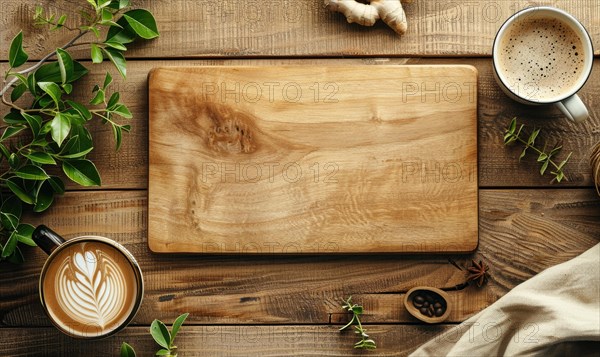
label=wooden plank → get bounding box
[0,325,453,356]
[1,1,599,59]
[148,65,478,253]
[3,58,600,189]
[1,188,597,326]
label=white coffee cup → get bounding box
[492,6,593,122]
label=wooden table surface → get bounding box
[1,1,599,356]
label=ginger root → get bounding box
[325,0,407,35]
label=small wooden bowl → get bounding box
[404,286,451,324]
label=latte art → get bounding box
[42,241,139,338]
[56,248,127,329]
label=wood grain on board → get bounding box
[148,66,478,253]
[3,57,597,190]
[1,0,600,59]
[1,189,597,327]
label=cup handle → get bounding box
[32,225,65,255]
[555,94,588,122]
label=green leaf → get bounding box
[537,153,548,162]
[38,82,62,106]
[155,350,169,356]
[57,147,94,159]
[102,48,126,78]
[10,83,27,102]
[0,143,10,159]
[550,146,562,157]
[515,124,524,138]
[50,113,71,147]
[508,118,516,134]
[2,232,18,258]
[540,159,549,175]
[170,313,189,344]
[150,319,171,349]
[86,0,97,9]
[15,165,50,180]
[24,152,56,165]
[62,159,101,186]
[108,0,129,10]
[91,43,103,63]
[37,96,55,109]
[528,129,540,146]
[105,16,136,44]
[102,8,113,21]
[519,147,527,161]
[9,31,28,68]
[1,196,22,230]
[112,125,123,151]
[98,0,112,8]
[123,9,159,39]
[36,61,88,84]
[351,305,363,315]
[15,223,36,246]
[103,72,113,89]
[121,124,131,132]
[57,14,67,27]
[27,72,37,96]
[4,111,27,124]
[555,171,565,183]
[104,41,127,51]
[48,176,66,194]
[66,100,92,121]
[34,5,44,19]
[6,178,35,205]
[107,92,120,109]
[56,48,74,84]
[120,342,136,357]
[1,126,26,141]
[111,104,132,118]
[5,246,24,264]
[34,180,54,212]
[557,152,573,170]
[8,153,20,169]
[62,83,73,94]
[22,113,42,138]
[90,88,105,105]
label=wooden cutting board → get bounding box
[148,66,478,254]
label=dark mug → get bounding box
[33,225,143,339]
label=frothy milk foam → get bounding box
[43,241,138,337]
[497,16,585,102]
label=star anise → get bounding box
[466,260,490,287]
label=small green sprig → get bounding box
[121,313,189,357]
[340,296,376,350]
[503,118,572,183]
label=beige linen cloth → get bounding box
[410,244,600,357]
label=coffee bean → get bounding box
[413,300,423,308]
[435,308,444,317]
[420,307,429,315]
[414,295,425,303]
[434,302,442,309]
[424,294,434,303]
[423,301,429,308]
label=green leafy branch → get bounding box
[121,313,190,357]
[0,0,158,264]
[503,118,572,183]
[340,296,376,350]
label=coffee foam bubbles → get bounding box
[497,17,585,102]
[43,241,138,337]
